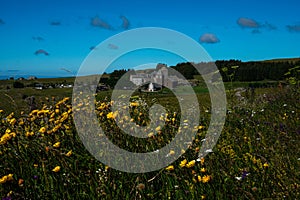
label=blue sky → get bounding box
[0,0,299,78]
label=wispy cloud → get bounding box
[0,18,5,25]
[120,15,130,29]
[108,43,119,50]
[32,36,44,42]
[237,17,277,34]
[89,46,97,50]
[237,17,260,28]
[7,69,20,72]
[91,16,113,30]
[34,49,49,56]
[263,22,277,30]
[49,21,61,26]
[199,33,220,44]
[60,68,73,73]
[251,29,261,34]
[286,24,300,33]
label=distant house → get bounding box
[129,66,183,89]
[18,77,25,81]
[34,83,43,90]
[28,76,37,80]
[130,73,151,86]
[166,76,179,88]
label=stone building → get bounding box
[130,66,182,90]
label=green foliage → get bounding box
[171,60,299,82]
[0,86,299,199]
[13,81,25,89]
[284,66,300,86]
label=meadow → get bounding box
[0,78,299,199]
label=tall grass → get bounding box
[0,85,299,199]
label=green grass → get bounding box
[0,87,73,116]
[0,78,299,199]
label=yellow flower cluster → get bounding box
[197,175,211,183]
[107,111,118,119]
[59,112,69,123]
[39,127,46,133]
[53,142,61,148]
[165,165,174,171]
[8,118,17,125]
[179,159,187,168]
[65,150,72,157]
[130,102,139,107]
[25,131,34,137]
[52,166,61,172]
[0,174,13,184]
[0,129,16,145]
[186,160,196,168]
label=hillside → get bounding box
[262,57,300,63]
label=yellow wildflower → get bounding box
[52,166,61,172]
[130,102,139,107]
[197,175,202,182]
[25,131,34,137]
[60,112,69,122]
[0,133,11,144]
[64,125,70,130]
[155,126,161,132]
[169,150,175,155]
[148,132,154,137]
[0,174,13,184]
[186,160,196,168]
[200,157,205,165]
[263,162,269,168]
[18,120,24,126]
[0,110,3,113]
[65,150,72,157]
[31,110,38,115]
[0,177,6,184]
[39,127,46,133]
[53,142,60,148]
[37,110,44,116]
[33,164,38,168]
[179,159,187,168]
[9,118,17,125]
[200,168,206,173]
[50,112,55,118]
[165,165,174,171]
[6,174,13,181]
[202,175,211,183]
[107,112,116,119]
[0,132,14,145]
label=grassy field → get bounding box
[0,78,299,199]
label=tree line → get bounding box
[171,59,300,82]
